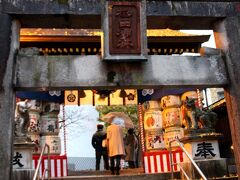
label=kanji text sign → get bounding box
[190,140,220,160]
[108,1,141,54]
[12,152,24,168]
[12,149,33,169]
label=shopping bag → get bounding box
[102,139,107,148]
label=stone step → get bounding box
[46,168,238,180]
[68,168,145,176]
[209,177,238,180]
[49,168,180,180]
[48,174,238,180]
[49,173,180,180]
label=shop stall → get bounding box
[16,91,68,178]
[138,89,202,174]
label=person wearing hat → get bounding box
[92,124,109,171]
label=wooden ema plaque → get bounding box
[108,1,141,54]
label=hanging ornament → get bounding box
[49,90,61,96]
[127,93,135,101]
[119,89,127,98]
[67,94,76,102]
[142,89,154,96]
[79,90,86,98]
[64,90,78,105]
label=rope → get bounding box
[63,104,67,155]
[197,89,202,109]
[138,103,145,152]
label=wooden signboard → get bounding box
[108,1,141,54]
[102,0,147,62]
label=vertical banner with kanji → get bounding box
[108,1,141,54]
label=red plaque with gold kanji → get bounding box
[109,2,141,54]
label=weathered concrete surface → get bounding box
[1,0,102,15]
[0,0,238,16]
[146,1,238,17]
[0,20,19,180]
[181,159,228,179]
[214,17,240,177]
[1,0,102,28]
[0,1,239,29]
[0,14,12,90]
[15,54,228,90]
[12,170,34,180]
[50,171,180,180]
[146,1,239,29]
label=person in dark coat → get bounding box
[92,124,109,171]
[125,128,138,168]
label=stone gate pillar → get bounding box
[214,17,240,176]
[0,15,20,180]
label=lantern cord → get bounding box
[138,103,145,152]
[138,103,146,168]
[63,104,67,155]
[197,89,202,109]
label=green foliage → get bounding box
[95,105,139,134]
[57,0,68,5]
[107,71,116,83]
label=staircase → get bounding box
[47,167,238,180]
[49,168,180,180]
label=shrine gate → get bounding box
[0,0,240,179]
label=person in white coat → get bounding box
[106,117,125,175]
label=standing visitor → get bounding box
[125,128,138,168]
[91,124,109,171]
[106,117,125,175]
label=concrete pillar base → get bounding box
[12,169,34,180]
[180,158,228,179]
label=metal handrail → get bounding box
[169,137,207,180]
[41,169,47,180]
[33,143,51,180]
[176,163,190,180]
